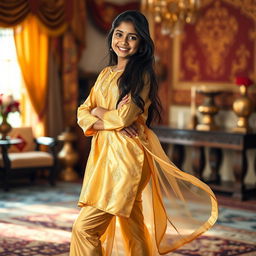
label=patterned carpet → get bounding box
[0,182,255,256]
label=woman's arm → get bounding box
[91,106,108,119]
[77,87,100,136]
[90,86,150,132]
[91,113,138,137]
[90,94,130,119]
[91,119,104,130]
[91,96,138,137]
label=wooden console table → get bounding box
[153,126,256,200]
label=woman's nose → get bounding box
[120,37,128,45]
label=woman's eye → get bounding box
[115,32,122,38]
[128,35,137,40]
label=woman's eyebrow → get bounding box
[115,29,138,36]
[128,33,138,36]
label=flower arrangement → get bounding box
[235,77,253,87]
[0,93,20,117]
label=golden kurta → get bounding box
[77,66,218,255]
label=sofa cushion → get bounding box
[0,151,54,168]
[8,127,35,153]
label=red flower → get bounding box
[11,101,20,112]
[235,77,253,86]
[5,105,12,114]
[0,94,20,115]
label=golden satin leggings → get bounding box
[70,157,152,256]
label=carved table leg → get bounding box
[255,151,256,182]
[191,146,205,180]
[209,148,223,184]
[232,150,247,200]
[1,144,11,191]
[172,144,185,169]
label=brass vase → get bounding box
[233,85,253,133]
[0,114,12,139]
[196,90,221,131]
[58,127,79,181]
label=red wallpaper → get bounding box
[169,0,256,107]
[180,1,254,83]
[87,0,140,33]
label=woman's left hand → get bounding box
[120,122,138,138]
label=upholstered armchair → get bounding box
[0,127,58,191]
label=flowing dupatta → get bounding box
[100,126,218,255]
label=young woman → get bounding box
[70,10,218,256]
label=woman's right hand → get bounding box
[117,95,130,109]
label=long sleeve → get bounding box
[77,86,99,136]
[102,85,150,131]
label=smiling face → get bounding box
[111,21,141,64]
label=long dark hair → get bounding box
[107,10,161,127]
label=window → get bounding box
[0,29,23,126]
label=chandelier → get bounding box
[151,0,200,37]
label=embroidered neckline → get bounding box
[110,66,124,73]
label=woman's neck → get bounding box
[115,58,127,71]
